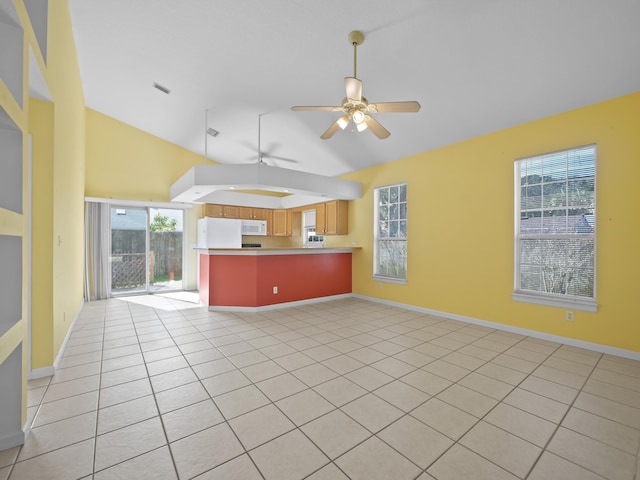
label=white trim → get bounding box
[352,294,640,361]
[208,293,352,313]
[512,291,597,312]
[200,248,354,256]
[84,196,193,210]
[29,299,84,380]
[372,275,407,285]
[27,133,32,374]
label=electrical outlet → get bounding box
[273,286,278,294]
[566,311,574,321]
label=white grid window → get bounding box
[374,183,407,283]
[514,145,596,311]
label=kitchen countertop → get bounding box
[198,247,361,256]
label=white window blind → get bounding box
[374,183,407,283]
[514,145,596,311]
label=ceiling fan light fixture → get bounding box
[337,115,350,130]
[356,120,368,132]
[352,110,365,124]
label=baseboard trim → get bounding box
[353,294,640,361]
[208,293,353,313]
[28,298,84,380]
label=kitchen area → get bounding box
[196,200,357,311]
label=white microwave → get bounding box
[241,220,267,236]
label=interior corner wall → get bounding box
[85,108,207,290]
[28,98,54,369]
[345,91,640,353]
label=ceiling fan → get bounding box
[249,113,297,166]
[291,30,421,140]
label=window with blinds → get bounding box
[514,145,596,311]
[374,183,407,283]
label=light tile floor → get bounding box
[2,294,640,479]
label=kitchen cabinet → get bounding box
[272,209,290,236]
[204,204,225,218]
[238,207,253,219]
[252,208,270,220]
[315,200,348,235]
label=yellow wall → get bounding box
[344,91,640,352]
[85,109,207,290]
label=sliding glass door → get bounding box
[110,206,184,295]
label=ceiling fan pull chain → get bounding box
[353,40,357,78]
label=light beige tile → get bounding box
[184,347,225,366]
[301,409,371,459]
[0,446,19,468]
[94,446,177,479]
[341,393,403,433]
[485,402,556,447]
[503,346,548,364]
[201,369,251,397]
[547,427,636,480]
[259,342,297,359]
[400,369,452,396]
[583,378,640,408]
[304,344,342,361]
[149,366,198,392]
[422,360,470,382]
[476,362,527,385]
[562,407,640,454]
[0,465,9,480]
[97,394,158,434]
[94,416,166,471]
[228,349,270,368]
[322,354,365,375]
[503,387,569,423]
[273,351,315,371]
[373,380,429,412]
[411,342,452,359]
[427,444,518,480]
[392,349,435,368]
[241,360,287,383]
[346,347,387,364]
[10,439,94,480]
[519,374,579,404]
[171,423,244,479]
[335,436,421,480]
[344,366,393,391]
[162,399,225,442]
[191,358,236,380]
[101,352,144,373]
[598,358,640,378]
[544,355,594,376]
[436,384,497,418]
[100,363,148,388]
[379,415,452,468]
[292,363,339,387]
[18,411,97,461]
[275,389,335,426]
[370,357,415,377]
[250,429,329,480]
[196,454,262,480]
[574,391,640,429]
[50,362,101,384]
[591,367,640,392]
[411,397,478,440]
[229,404,295,450]
[41,374,100,403]
[99,378,153,409]
[441,351,486,370]
[255,372,307,401]
[145,355,189,376]
[155,380,209,414]
[528,451,606,480]
[306,463,350,480]
[313,376,367,407]
[31,390,98,427]
[532,365,587,390]
[458,372,513,400]
[213,384,270,419]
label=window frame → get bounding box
[373,182,408,285]
[513,145,597,312]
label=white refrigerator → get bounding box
[197,217,242,248]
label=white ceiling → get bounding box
[68,0,640,178]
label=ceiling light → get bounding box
[228,186,236,190]
[352,110,365,124]
[206,128,219,137]
[356,121,368,132]
[337,115,350,130]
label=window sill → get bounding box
[512,291,597,312]
[373,275,407,285]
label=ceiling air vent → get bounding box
[153,82,170,94]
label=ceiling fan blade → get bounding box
[320,119,342,140]
[291,105,342,112]
[345,77,362,102]
[364,115,391,139]
[368,101,421,113]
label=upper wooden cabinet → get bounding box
[204,204,270,221]
[204,204,225,218]
[272,209,289,236]
[252,208,269,220]
[316,200,348,235]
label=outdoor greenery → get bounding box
[375,184,407,278]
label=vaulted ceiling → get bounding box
[69,0,640,178]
